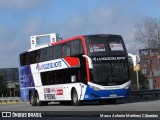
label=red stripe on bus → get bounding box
[81,37,90,82]
[63,57,80,67]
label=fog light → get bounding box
[89,85,101,91]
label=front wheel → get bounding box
[36,92,48,106]
[29,92,37,106]
[71,89,81,106]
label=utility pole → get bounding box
[134,64,140,90]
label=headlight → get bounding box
[124,85,130,89]
[89,85,101,91]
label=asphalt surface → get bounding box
[0,98,160,111]
[0,99,160,119]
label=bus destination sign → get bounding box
[92,56,126,63]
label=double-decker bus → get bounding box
[19,33,137,106]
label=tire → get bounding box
[29,92,37,106]
[36,92,48,106]
[71,89,81,106]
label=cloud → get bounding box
[0,24,19,67]
[0,0,160,67]
[0,0,47,10]
[61,2,137,41]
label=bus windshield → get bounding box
[85,35,129,85]
[90,60,129,86]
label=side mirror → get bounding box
[82,55,93,69]
[128,53,140,67]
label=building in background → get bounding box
[139,48,160,89]
[0,68,19,97]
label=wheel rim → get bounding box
[30,94,33,104]
[36,94,39,104]
[73,92,78,104]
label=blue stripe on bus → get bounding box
[61,58,70,67]
[19,65,35,102]
[83,85,131,100]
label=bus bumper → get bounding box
[83,86,131,100]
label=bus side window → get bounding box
[20,53,26,66]
[55,72,59,84]
[40,48,47,62]
[47,46,54,61]
[25,53,28,65]
[33,50,38,63]
[54,45,61,59]
[37,50,41,63]
[71,39,83,56]
[62,43,71,57]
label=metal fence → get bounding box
[0,97,22,104]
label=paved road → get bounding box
[0,99,160,119]
[0,99,160,111]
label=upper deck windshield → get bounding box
[85,35,126,56]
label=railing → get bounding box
[131,89,160,99]
[0,97,23,104]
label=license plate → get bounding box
[110,94,117,97]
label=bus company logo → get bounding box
[93,57,97,62]
[51,88,56,93]
[36,61,62,71]
[95,57,126,62]
[56,89,63,95]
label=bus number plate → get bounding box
[110,94,117,97]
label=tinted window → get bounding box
[71,40,83,56]
[85,38,107,56]
[55,45,61,59]
[19,39,84,66]
[28,52,33,64]
[20,53,27,66]
[85,37,125,56]
[33,50,39,63]
[47,46,54,61]
[62,43,71,57]
[41,68,86,85]
[40,48,47,62]
[90,60,129,86]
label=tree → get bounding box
[134,17,160,89]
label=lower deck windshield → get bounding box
[90,60,129,86]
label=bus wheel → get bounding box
[29,92,37,106]
[36,92,48,106]
[71,89,80,106]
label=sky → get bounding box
[0,0,160,68]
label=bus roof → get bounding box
[84,34,122,38]
[20,34,123,54]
